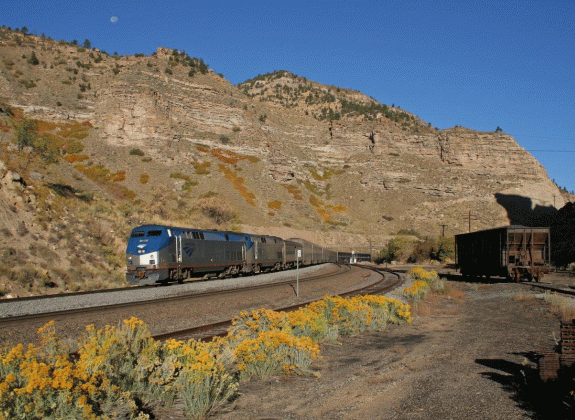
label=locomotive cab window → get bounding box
[131,231,145,238]
[147,230,162,237]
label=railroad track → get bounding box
[524,281,575,296]
[153,265,404,342]
[2,263,388,346]
[0,264,352,322]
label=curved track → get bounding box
[0,264,404,347]
[153,265,404,341]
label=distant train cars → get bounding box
[336,251,372,264]
[455,225,551,281]
[126,225,337,285]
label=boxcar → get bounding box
[455,225,551,281]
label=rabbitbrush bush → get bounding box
[404,267,444,301]
[0,295,411,419]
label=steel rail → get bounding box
[153,265,403,342]
[0,264,352,325]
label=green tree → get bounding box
[13,119,37,151]
[83,39,91,49]
[27,51,39,65]
[413,238,435,262]
[378,236,413,263]
[432,237,455,262]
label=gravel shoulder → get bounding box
[214,279,565,420]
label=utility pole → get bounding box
[440,224,447,237]
[467,211,478,233]
[367,238,373,262]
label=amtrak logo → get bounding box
[137,244,146,249]
[183,245,195,257]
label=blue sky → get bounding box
[3,0,574,194]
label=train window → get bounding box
[225,234,229,241]
[193,232,205,240]
[147,230,162,237]
[261,238,266,243]
[131,231,145,238]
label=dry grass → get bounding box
[514,291,536,302]
[218,164,256,206]
[409,282,466,317]
[542,292,575,320]
[268,200,282,210]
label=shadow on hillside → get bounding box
[494,193,558,227]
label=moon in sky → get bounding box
[110,16,118,23]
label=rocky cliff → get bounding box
[0,28,568,254]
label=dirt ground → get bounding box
[212,278,571,420]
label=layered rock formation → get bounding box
[0,29,568,249]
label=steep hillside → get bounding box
[0,27,570,296]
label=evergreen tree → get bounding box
[28,51,39,65]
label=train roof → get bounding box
[455,225,550,238]
[129,224,252,241]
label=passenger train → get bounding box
[126,224,338,285]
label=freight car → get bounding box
[126,225,335,285]
[455,225,551,281]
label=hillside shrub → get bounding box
[198,197,235,225]
[192,161,211,175]
[129,148,144,156]
[268,200,282,210]
[378,236,414,263]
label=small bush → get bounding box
[129,148,145,156]
[198,197,235,225]
[192,161,211,175]
[268,200,282,210]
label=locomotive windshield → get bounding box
[130,229,164,238]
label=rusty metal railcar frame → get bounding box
[455,225,551,281]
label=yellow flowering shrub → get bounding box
[0,294,413,418]
[146,339,238,419]
[233,330,320,380]
[405,267,447,300]
[404,280,430,302]
[305,295,411,336]
[228,308,292,342]
[0,321,103,420]
[408,267,439,283]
